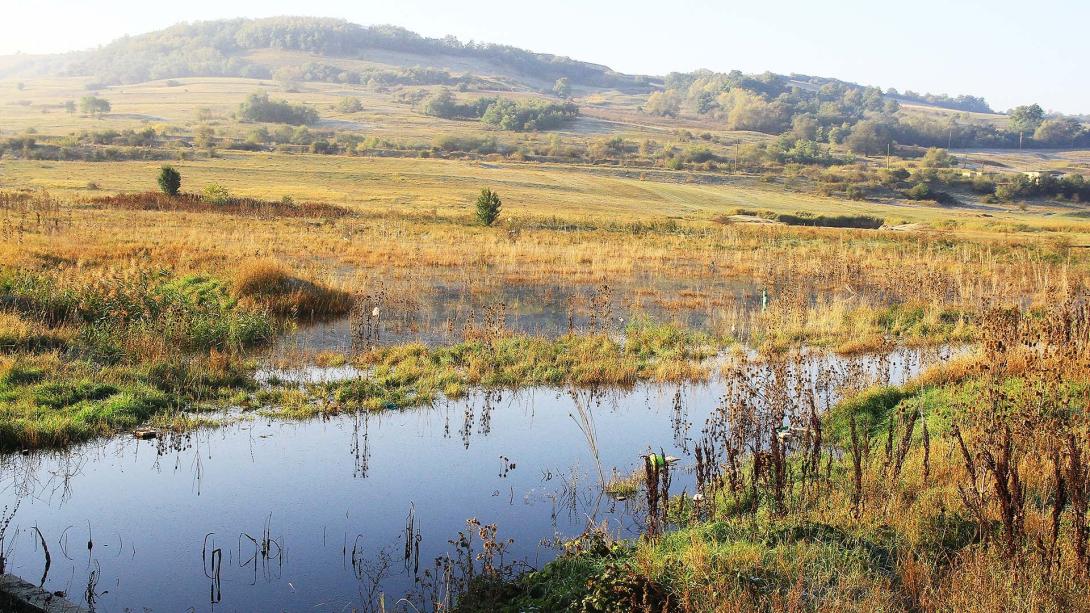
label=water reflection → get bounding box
[0,346,960,611]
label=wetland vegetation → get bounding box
[0,12,1089,613]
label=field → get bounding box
[2,31,1090,613]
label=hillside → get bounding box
[0,17,655,92]
[0,17,991,110]
[0,16,1087,157]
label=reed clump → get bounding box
[232,258,352,318]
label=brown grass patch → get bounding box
[232,258,352,318]
[84,191,350,219]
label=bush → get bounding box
[433,134,498,154]
[905,183,958,205]
[238,92,318,125]
[844,185,867,201]
[336,97,362,113]
[424,89,578,131]
[157,166,181,196]
[920,147,958,168]
[475,188,502,226]
[203,183,230,205]
[970,175,996,195]
[906,183,932,200]
[480,98,579,131]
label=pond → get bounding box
[0,346,959,612]
[272,276,773,359]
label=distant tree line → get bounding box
[994,173,1090,203]
[424,89,578,131]
[646,70,1088,152]
[273,62,473,88]
[884,89,992,113]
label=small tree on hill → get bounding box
[475,188,501,226]
[553,77,571,99]
[158,166,181,196]
[79,95,111,117]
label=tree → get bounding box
[63,100,76,113]
[79,95,111,117]
[194,126,216,152]
[158,166,181,196]
[1008,104,1044,134]
[791,114,820,141]
[423,88,458,118]
[475,188,501,226]
[643,90,681,117]
[1034,117,1083,147]
[553,77,571,99]
[845,119,892,155]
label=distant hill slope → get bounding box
[2,17,655,92]
[0,16,1009,120]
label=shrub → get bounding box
[844,185,867,201]
[480,98,579,131]
[203,183,231,205]
[920,147,958,168]
[906,183,933,200]
[336,96,362,113]
[475,188,502,226]
[905,183,958,205]
[433,134,497,154]
[238,91,318,125]
[970,175,996,194]
[157,166,181,196]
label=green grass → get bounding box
[265,321,721,418]
[461,358,1090,612]
[0,268,276,449]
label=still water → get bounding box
[0,346,957,612]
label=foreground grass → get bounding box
[462,302,1090,612]
[0,263,346,449]
[0,352,248,448]
[464,374,1090,612]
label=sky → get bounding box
[2,0,1086,114]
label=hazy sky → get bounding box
[3,0,1086,113]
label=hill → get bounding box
[0,16,992,112]
[0,17,1086,153]
[0,17,655,92]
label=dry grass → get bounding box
[232,258,352,318]
[86,191,351,218]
